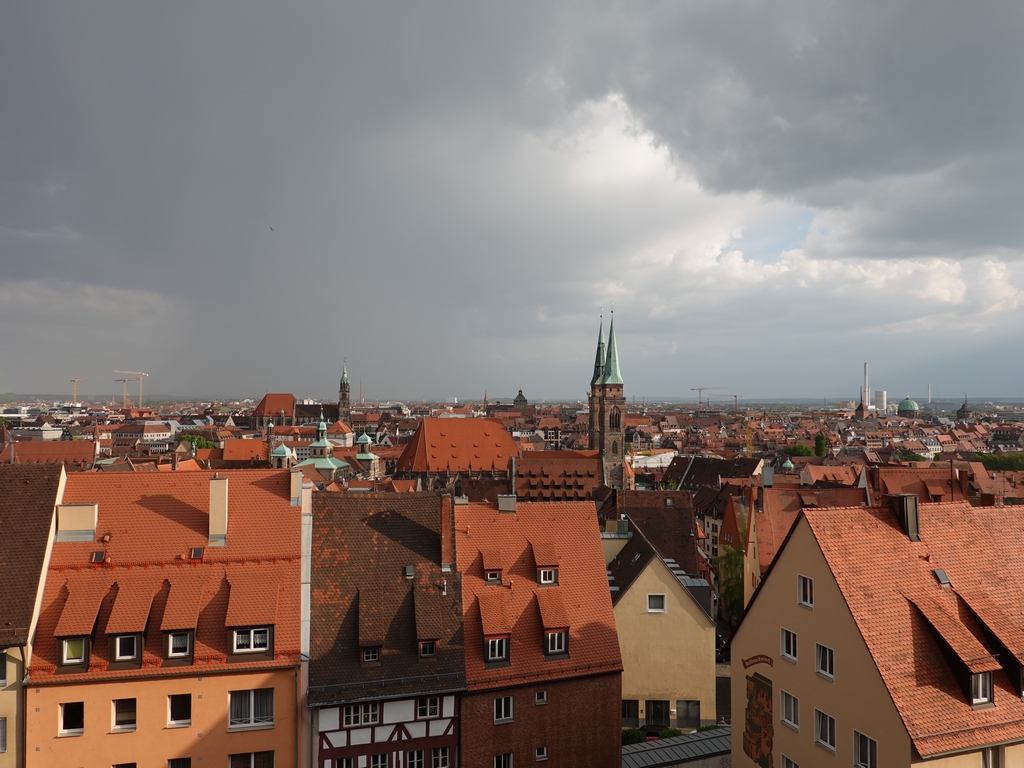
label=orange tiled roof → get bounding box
[253,393,296,418]
[456,501,621,691]
[804,501,1024,757]
[396,418,518,474]
[31,470,301,683]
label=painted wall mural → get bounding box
[743,672,774,768]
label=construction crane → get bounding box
[71,377,88,405]
[114,370,149,407]
[708,393,745,413]
[115,378,137,409]
[690,386,726,407]
[745,421,754,458]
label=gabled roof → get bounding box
[395,418,519,474]
[803,501,1024,757]
[253,393,296,418]
[456,501,621,691]
[31,470,302,683]
[308,493,464,705]
[0,440,95,467]
[756,487,867,574]
[616,490,700,576]
[0,465,64,646]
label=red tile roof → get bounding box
[456,501,621,691]
[31,469,301,683]
[804,501,1024,757]
[253,393,296,418]
[396,418,518,474]
[0,440,95,467]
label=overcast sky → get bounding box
[3,2,1024,403]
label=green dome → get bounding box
[782,457,795,470]
[897,396,920,413]
[356,432,372,444]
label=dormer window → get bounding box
[61,637,87,665]
[486,636,509,663]
[972,672,994,707]
[114,635,138,661]
[362,647,380,663]
[233,627,270,654]
[167,631,191,659]
[485,570,502,585]
[538,569,557,586]
[545,630,568,657]
[419,641,436,658]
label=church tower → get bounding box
[339,362,351,425]
[588,312,626,489]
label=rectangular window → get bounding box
[545,631,567,655]
[0,651,7,685]
[370,756,388,768]
[335,760,354,768]
[419,640,436,657]
[676,700,700,729]
[418,697,439,718]
[646,700,670,728]
[229,689,274,728]
[233,628,270,654]
[487,637,508,662]
[622,699,639,727]
[113,698,137,731]
[539,569,556,585]
[781,757,799,768]
[169,694,191,725]
[854,730,878,768]
[647,594,666,613]
[62,638,86,665]
[228,753,274,768]
[814,709,836,752]
[816,643,834,679]
[431,747,450,768]
[982,747,1003,768]
[494,755,513,768]
[485,571,502,584]
[342,703,379,726]
[60,701,84,734]
[168,760,191,768]
[362,648,380,662]
[494,696,513,722]
[973,672,994,705]
[168,632,190,657]
[115,635,138,661]
[781,628,797,661]
[407,751,424,768]
[535,690,548,705]
[798,575,814,608]
[0,717,6,753]
[535,746,547,761]
[781,690,798,730]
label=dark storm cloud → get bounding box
[2,2,1023,400]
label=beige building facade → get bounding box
[732,510,1024,767]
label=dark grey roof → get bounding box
[621,727,731,768]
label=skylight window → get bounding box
[91,551,105,564]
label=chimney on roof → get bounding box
[441,494,453,573]
[290,467,302,507]
[209,473,228,546]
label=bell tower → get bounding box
[339,361,351,425]
[588,310,626,489]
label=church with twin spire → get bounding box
[588,312,627,489]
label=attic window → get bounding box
[485,570,502,585]
[538,569,558,586]
[190,547,204,560]
[91,551,105,564]
[933,569,951,586]
[419,641,436,658]
[972,672,993,707]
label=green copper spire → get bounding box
[602,313,623,385]
[341,361,349,385]
[590,314,606,387]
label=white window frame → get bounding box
[419,640,436,658]
[487,637,508,662]
[780,690,798,731]
[417,697,439,718]
[233,627,270,654]
[781,628,797,662]
[114,635,138,661]
[0,716,7,753]
[814,709,836,753]
[647,593,666,613]
[854,730,878,768]
[370,756,388,768]
[535,690,548,705]
[62,637,86,665]
[362,647,379,662]
[228,688,275,729]
[343,703,379,727]
[0,651,7,686]
[815,643,835,680]
[168,632,190,658]
[797,574,814,608]
[535,746,547,761]
[545,631,566,654]
[494,754,513,768]
[431,747,450,768]
[539,569,556,585]
[494,695,513,723]
[407,750,424,768]
[982,746,1003,768]
[781,757,799,768]
[111,697,137,732]
[972,672,993,706]
[59,701,84,735]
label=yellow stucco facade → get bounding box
[616,557,717,730]
[731,517,1024,767]
[25,668,298,768]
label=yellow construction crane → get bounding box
[115,378,137,409]
[745,421,754,458]
[114,370,149,407]
[71,377,88,405]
